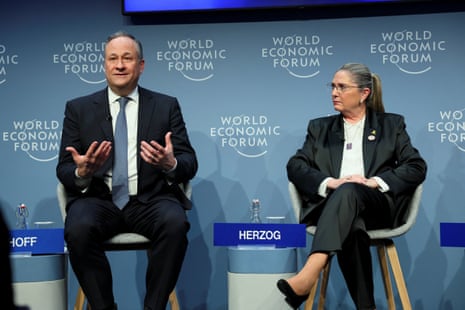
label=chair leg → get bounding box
[74,286,86,310]
[317,260,331,310]
[385,239,412,310]
[169,289,180,310]
[300,241,412,310]
[74,285,179,310]
[303,257,331,310]
[376,244,395,310]
[304,276,319,310]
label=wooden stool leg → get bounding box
[304,276,319,310]
[169,289,180,310]
[376,244,395,310]
[317,260,331,310]
[74,286,86,310]
[74,282,179,310]
[385,240,412,310]
[303,257,331,310]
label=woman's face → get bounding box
[330,70,369,116]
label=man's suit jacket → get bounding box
[56,87,198,210]
[287,108,426,228]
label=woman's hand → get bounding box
[327,174,379,190]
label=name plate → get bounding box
[213,223,306,248]
[440,222,465,247]
[10,228,65,254]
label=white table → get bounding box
[11,254,67,310]
[228,246,297,310]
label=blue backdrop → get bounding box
[1,1,465,309]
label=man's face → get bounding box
[104,36,144,96]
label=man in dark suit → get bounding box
[277,63,426,310]
[56,31,198,310]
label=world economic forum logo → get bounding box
[428,108,465,152]
[0,44,19,85]
[210,114,280,158]
[370,30,446,75]
[53,41,106,84]
[2,119,61,162]
[156,39,227,82]
[261,34,334,78]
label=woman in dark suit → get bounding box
[277,63,426,310]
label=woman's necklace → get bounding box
[344,117,365,150]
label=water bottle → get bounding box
[16,203,29,229]
[250,199,262,223]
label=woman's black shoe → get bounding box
[277,279,309,309]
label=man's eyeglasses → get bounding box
[327,83,360,93]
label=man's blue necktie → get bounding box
[112,97,129,209]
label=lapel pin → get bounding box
[368,129,376,141]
